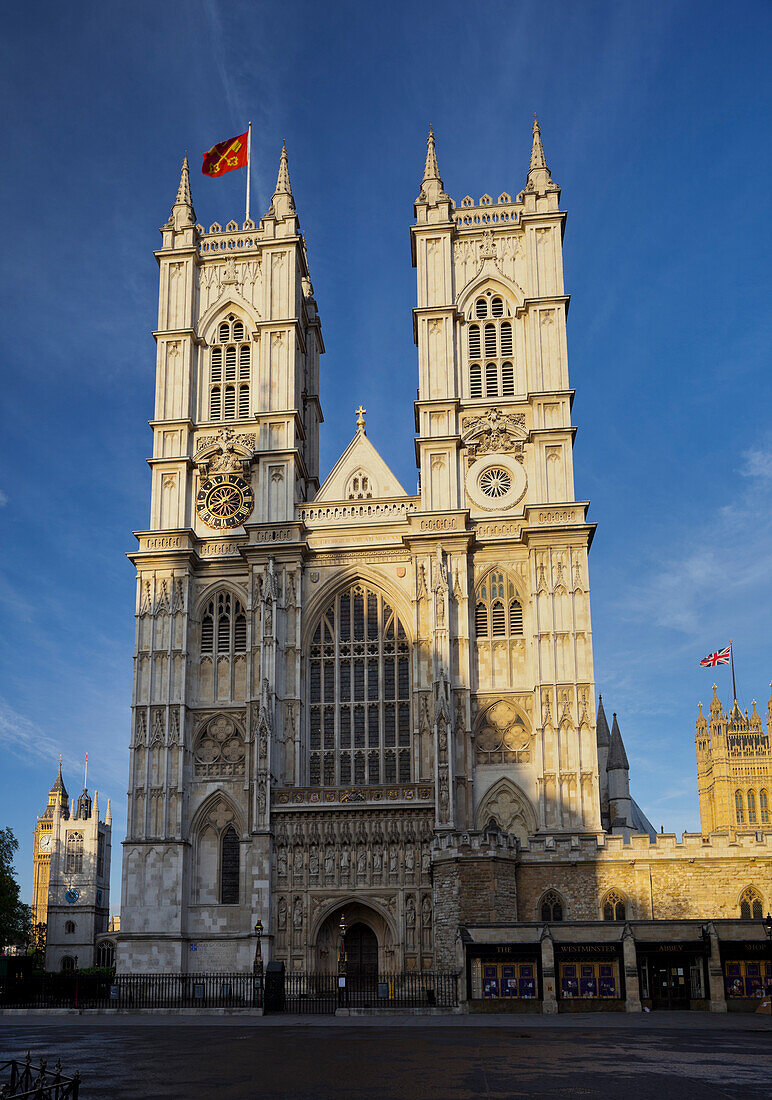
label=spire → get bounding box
[93,790,99,818]
[596,694,611,747]
[169,154,196,230]
[524,116,558,195]
[607,713,629,771]
[416,126,450,206]
[268,141,295,219]
[105,798,112,826]
[49,757,68,800]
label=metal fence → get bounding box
[0,972,262,1011]
[0,1054,80,1098]
[277,971,458,1014]
[0,970,457,1013]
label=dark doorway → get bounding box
[345,922,378,981]
[650,961,690,1009]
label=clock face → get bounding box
[196,473,254,529]
[38,833,52,853]
[65,888,80,904]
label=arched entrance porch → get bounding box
[313,900,397,974]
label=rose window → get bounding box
[194,715,246,777]
[478,467,512,499]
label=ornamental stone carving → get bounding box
[461,408,526,461]
[193,715,246,777]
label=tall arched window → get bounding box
[739,887,763,920]
[308,583,411,787]
[201,591,247,657]
[65,832,83,875]
[760,789,769,824]
[540,891,564,922]
[209,313,251,422]
[65,920,76,934]
[602,890,626,921]
[96,940,116,968]
[467,293,516,399]
[61,956,75,972]
[735,789,745,824]
[747,790,757,824]
[220,826,240,904]
[474,570,524,639]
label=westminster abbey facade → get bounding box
[118,125,771,1012]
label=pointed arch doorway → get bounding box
[345,922,378,980]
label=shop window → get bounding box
[471,959,537,1000]
[739,887,763,920]
[724,959,772,998]
[559,960,619,999]
[602,890,626,921]
[540,891,564,922]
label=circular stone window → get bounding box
[466,454,527,511]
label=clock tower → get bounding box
[31,760,69,933]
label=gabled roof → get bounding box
[314,427,410,503]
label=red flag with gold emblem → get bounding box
[202,132,249,177]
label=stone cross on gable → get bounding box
[355,406,366,432]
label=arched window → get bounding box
[96,940,115,969]
[200,591,247,657]
[208,313,251,422]
[220,825,240,904]
[61,956,75,972]
[739,887,763,920]
[735,790,745,824]
[602,890,626,921]
[760,789,769,824]
[308,583,411,787]
[65,921,75,935]
[474,571,524,640]
[467,293,518,399]
[748,790,757,824]
[65,832,83,875]
[346,472,373,500]
[540,891,564,922]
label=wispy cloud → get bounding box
[740,445,772,480]
[0,489,8,506]
[0,697,74,769]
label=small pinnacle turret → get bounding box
[525,116,558,196]
[607,714,630,771]
[268,141,295,219]
[416,126,450,207]
[170,154,196,231]
[596,695,611,747]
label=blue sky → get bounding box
[1,0,771,910]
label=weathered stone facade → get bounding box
[116,123,772,995]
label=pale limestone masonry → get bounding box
[117,124,771,991]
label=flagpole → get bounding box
[729,638,737,703]
[245,121,252,223]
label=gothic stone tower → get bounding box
[44,779,111,971]
[695,685,772,832]
[31,762,69,933]
[118,123,602,976]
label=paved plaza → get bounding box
[1,1013,770,1098]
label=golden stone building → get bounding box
[696,687,772,833]
[116,122,772,1011]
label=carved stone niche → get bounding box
[461,408,527,464]
[474,699,531,765]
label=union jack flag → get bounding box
[699,645,731,668]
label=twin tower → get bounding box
[118,122,622,974]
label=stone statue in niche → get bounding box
[405,847,415,874]
[293,898,303,929]
[357,847,366,876]
[406,896,416,927]
[257,780,266,815]
[277,847,287,878]
[421,847,431,876]
[340,847,351,874]
[373,847,383,874]
[389,846,398,874]
[277,897,287,930]
[293,847,303,876]
[325,847,335,876]
[309,846,319,875]
[422,897,432,927]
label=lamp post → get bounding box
[253,918,263,977]
[337,911,347,975]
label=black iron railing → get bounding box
[0,1053,80,1098]
[0,970,457,1012]
[0,972,262,1010]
